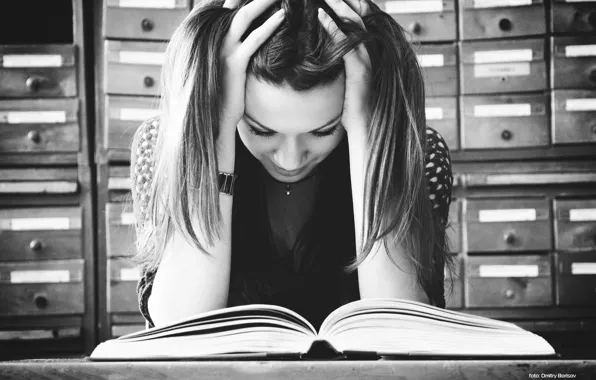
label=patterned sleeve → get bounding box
[130,117,160,329]
[424,127,453,226]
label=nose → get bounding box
[273,138,305,171]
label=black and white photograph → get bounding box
[0,0,595,378]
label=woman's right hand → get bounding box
[219,0,284,133]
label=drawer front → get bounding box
[106,202,136,257]
[111,324,144,338]
[105,40,165,96]
[467,255,552,307]
[106,95,159,151]
[461,39,546,94]
[379,0,457,41]
[0,260,84,316]
[0,168,78,195]
[109,258,141,313]
[556,251,596,306]
[552,36,596,89]
[461,94,549,149]
[426,96,458,151]
[460,0,545,40]
[445,255,463,308]
[0,99,79,153]
[0,327,81,341]
[552,1,596,34]
[416,44,458,96]
[552,90,596,144]
[104,0,191,40]
[554,199,596,251]
[466,198,551,252]
[0,45,76,98]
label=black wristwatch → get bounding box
[218,172,238,196]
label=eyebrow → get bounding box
[243,112,342,133]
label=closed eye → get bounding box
[247,124,340,138]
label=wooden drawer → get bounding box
[378,0,456,41]
[105,40,165,96]
[0,99,79,153]
[0,259,84,316]
[0,168,78,195]
[111,324,144,338]
[416,43,458,96]
[106,202,136,258]
[108,258,141,313]
[0,327,80,342]
[105,95,159,152]
[104,0,191,40]
[461,93,549,149]
[556,251,596,306]
[461,39,546,94]
[460,0,545,40]
[467,255,552,307]
[552,89,596,145]
[0,45,76,98]
[426,96,459,151]
[552,0,596,35]
[445,254,463,308]
[552,36,596,89]
[466,198,552,253]
[554,199,596,251]
[447,198,462,253]
[0,207,82,261]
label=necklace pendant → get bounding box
[285,184,291,196]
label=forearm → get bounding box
[347,133,428,302]
[148,127,236,326]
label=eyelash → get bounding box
[248,125,339,138]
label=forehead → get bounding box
[245,75,345,131]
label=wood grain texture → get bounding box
[0,359,594,380]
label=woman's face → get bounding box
[238,74,346,183]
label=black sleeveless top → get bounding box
[131,118,454,329]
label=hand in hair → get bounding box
[219,0,285,130]
[318,0,372,139]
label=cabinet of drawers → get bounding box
[467,254,553,308]
[460,0,545,40]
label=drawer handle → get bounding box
[144,76,155,88]
[501,129,513,141]
[505,289,515,299]
[27,130,42,144]
[498,18,512,32]
[141,18,154,32]
[34,294,49,309]
[503,232,516,245]
[25,75,48,92]
[29,239,44,251]
[408,22,422,35]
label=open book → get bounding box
[90,298,556,360]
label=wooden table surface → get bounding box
[0,358,595,380]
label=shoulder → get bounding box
[423,126,453,223]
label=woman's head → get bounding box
[136,0,455,307]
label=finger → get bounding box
[223,0,242,9]
[229,0,280,40]
[318,8,370,69]
[236,8,284,63]
[323,0,366,29]
[343,0,371,17]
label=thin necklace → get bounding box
[262,166,319,196]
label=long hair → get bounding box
[132,0,456,309]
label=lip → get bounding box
[273,164,305,177]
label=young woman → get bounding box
[130,0,455,329]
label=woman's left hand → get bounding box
[318,0,372,140]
